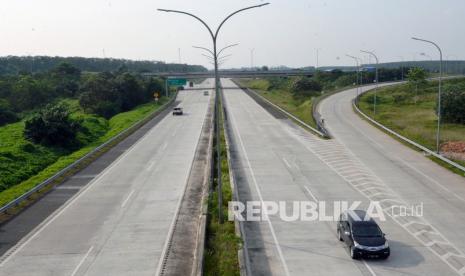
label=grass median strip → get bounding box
[204,94,241,276]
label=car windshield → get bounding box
[352,225,382,237]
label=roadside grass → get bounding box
[204,95,241,276]
[0,98,168,208]
[358,80,465,170]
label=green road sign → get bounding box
[167,78,187,86]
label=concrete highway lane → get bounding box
[0,80,213,276]
[222,78,464,275]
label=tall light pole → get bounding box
[346,54,361,97]
[158,4,268,99]
[250,48,255,70]
[316,48,322,71]
[158,4,270,223]
[361,50,379,117]
[412,37,443,153]
[398,56,405,81]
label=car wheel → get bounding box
[338,229,343,241]
[350,246,359,260]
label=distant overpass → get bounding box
[143,70,314,79]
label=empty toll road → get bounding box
[222,78,462,275]
[0,81,213,276]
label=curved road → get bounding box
[320,84,465,275]
[224,78,465,276]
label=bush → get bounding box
[392,93,408,104]
[291,77,322,99]
[24,103,81,147]
[441,90,465,124]
[363,93,386,105]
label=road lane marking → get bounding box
[0,99,174,267]
[341,115,465,204]
[304,186,319,202]
[362,260,377,276]
[70,246,93,276]
[282,157,292,169]
[155,88,211,276]
[286,126,465,276]
[121,190,135,208]
[227,100,291,276]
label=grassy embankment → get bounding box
[204,95,241,276]
[358,78,465,174]
[236,77,354,130]
[0,97,169,207]
[237,78,318,128]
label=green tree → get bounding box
[0,99,18,126]
[79,73,121,118]
[441,90,465,124]
[9,76,53,111]
[115,73,145,111]
[407,67,427,104]
[51,62,81,97]
[24,103,80,147]
[291,77,322,99]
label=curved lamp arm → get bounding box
[218,43,239,57]
[157,9,215,39]
[215,3,270,39]
[192,45,214,56]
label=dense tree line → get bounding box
[0,56,207,76]
[79,71,163,118]
[0,62,167,148]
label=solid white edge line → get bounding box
[362,260,377,276]
[303,186,319,203]
[342,115,465,204]
[0,92,177,267]
[282,157,292,169]
[121,190,135,208]
[70,246,94,276]
[225,80,291,276]
[154,80,212,276]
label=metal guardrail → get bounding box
[0,94,177,215]
[353,92,465,174]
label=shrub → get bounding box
[441,90,465,124]
[392,93,408,104]
[291,77,322,99]
[24,103,81,147]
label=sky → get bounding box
[0,0,464,69]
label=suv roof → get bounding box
[342,210,377,225]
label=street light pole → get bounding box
[250,48,255,70]
[346,54,360,97]
[361,50,379,118]
[412,37,443,153]
[158,3,269,223]
[316,48,322,71]
[398,56,405,81]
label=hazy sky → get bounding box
[1,0,464,69]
